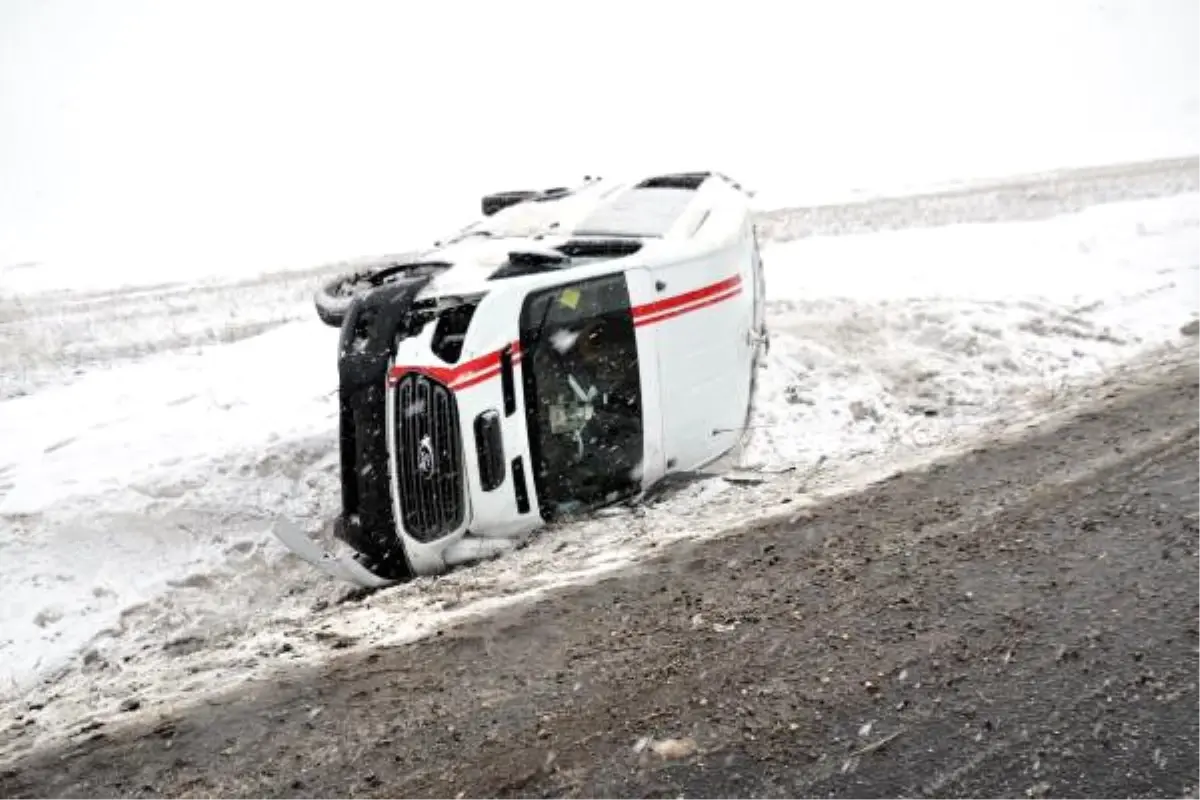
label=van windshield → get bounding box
[518,273,644,519]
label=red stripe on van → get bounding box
[387,342,522,390]
[386,274,743,390]
[633,285,742,328]
[631,274,742,327]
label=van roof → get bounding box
[406,171,752,300]
[452,172,746,241]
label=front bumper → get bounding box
[333,279,432,578]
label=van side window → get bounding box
[518,273,644,519]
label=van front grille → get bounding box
[393,373,465,543]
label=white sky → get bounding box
[1,0,1196,278]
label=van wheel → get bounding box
[314,268,378,327]
[313,257,443,328]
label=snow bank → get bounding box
[746,193,1199,470]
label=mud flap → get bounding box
[272,520,396,589]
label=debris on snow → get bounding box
[722,471,766,486]
[650,737,698,760]
[850,727,906,758]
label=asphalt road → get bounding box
[2,348,1195,799]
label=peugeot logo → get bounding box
[417,435,435,476]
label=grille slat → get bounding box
[394,373,465,543]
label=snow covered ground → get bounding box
[1,0,1197,764]
[0,185,1195,758]
[749,193,1200,469]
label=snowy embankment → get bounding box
[0,180,1197,760]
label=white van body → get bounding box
[285,172,767,582]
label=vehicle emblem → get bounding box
[417,435,435,476]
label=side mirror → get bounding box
[481,190,538,217]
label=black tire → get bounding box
[314,266,378,327]
[313,256,444,328]
[482,190,538,217]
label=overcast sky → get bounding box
[1,0,1196,277]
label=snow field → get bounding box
[0,191,1196,762]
